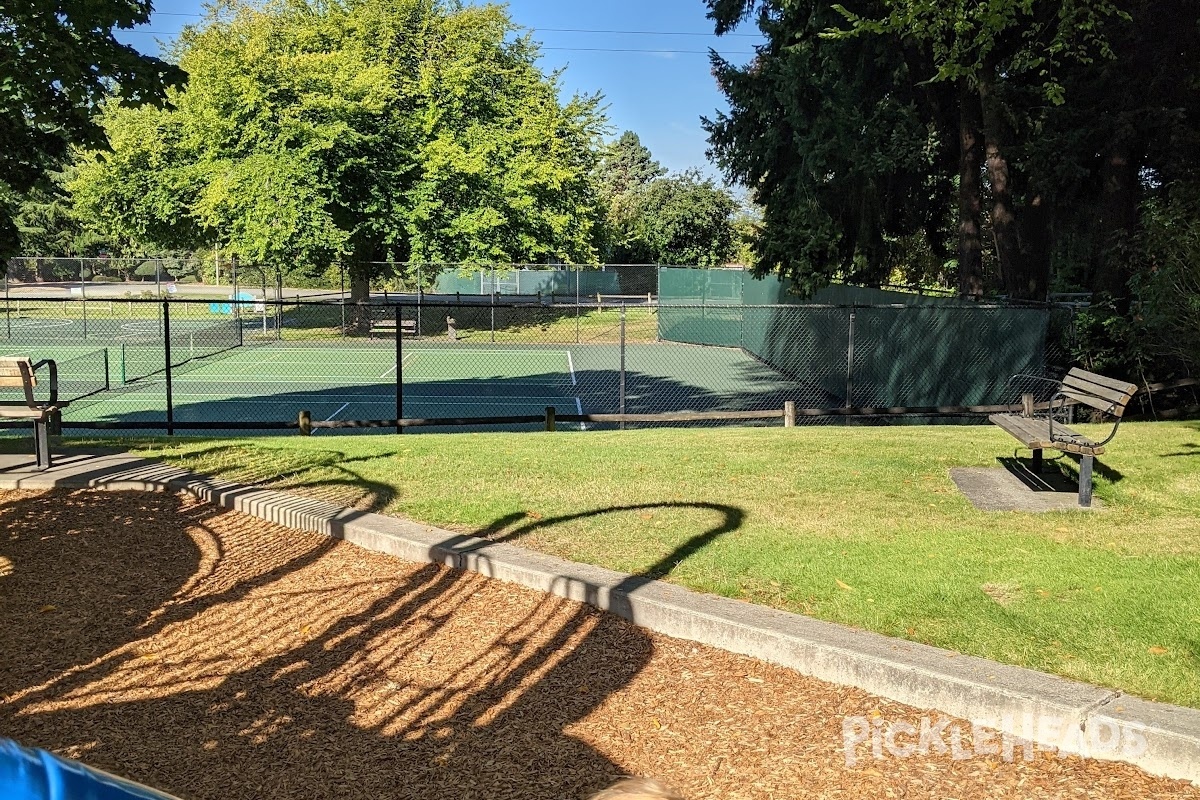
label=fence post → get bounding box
[575,265,581,344]
[395,302,403,435]
[339,263,346,336]
[163,301,174,436]
[299,410,312,436]
[845,310,856,408]
[619,302,627,430]
[79,258,88,339]
[784,400,796,428]
[4,272,10,339]
[545,406,555,432]
[275,269,283,341]
[490,290,496,344]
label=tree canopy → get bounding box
[72,0,608,297]
[704,0,1200,307]
[0,0,185,261]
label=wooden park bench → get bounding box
[0,357,67,470]
[989,368,1138,507]
[369,317,417,338]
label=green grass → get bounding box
[23,421,1200,706]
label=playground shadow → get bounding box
[0,488,744,800]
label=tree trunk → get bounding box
[957,82,985,300]
[1091,145,1139,307]
[347,262,373,334]
[979,63,1049,301]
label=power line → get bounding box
[141,11,761,38]
[119,29,756,54]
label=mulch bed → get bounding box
[1,487,1196,799]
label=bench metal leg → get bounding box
[1078,455,1094,508]
[33,418,52,471]
[1031,448,1043,473]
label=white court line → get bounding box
[324,402,351,421]
[379,350,416,379]
[566,350,577,386]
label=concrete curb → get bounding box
[2,451,1197,784]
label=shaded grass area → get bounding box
[22,421,1200,707]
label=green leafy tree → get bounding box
[614,170,738,267]
[0,0,185,264]
[71,0,607,306]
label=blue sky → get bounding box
[115,0,763,178]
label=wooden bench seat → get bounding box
[369,318,417,338]
[988,368,1137,507]
[0,357,66,470]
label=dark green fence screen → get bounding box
[657,267,1052,408]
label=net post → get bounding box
[619,302,626,431]
[395,302,403,435]
[545,406,555,432]
[120,343,126,385]
[163,301,174,436]
[103,348,110,391]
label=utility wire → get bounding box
[139,11,761,38]
[120,29,756,54]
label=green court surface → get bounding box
[33,340,822,433]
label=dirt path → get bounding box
[1,488,1195,799]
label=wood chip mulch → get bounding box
[1,488,1196,800]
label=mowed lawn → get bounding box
[51,421,1200,706]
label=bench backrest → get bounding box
[1059,368,1138,418]
[0,358,35,389]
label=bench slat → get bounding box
[1065,368,1138,395]
[1058,387,1124,415]
[1061,373,1135,407]
[0,357,35,388]
[988,413,1105,455]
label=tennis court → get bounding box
[34,337,819,433]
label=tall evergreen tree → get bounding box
[0,0,184,263]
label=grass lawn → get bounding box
[30,421,1200,707]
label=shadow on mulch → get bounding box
[0,489,741,800]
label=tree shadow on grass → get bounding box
[0,488,743,800]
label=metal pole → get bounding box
[416,263,422,338]
[490,267,496,342]
[215,246,220,287]
[4,272,10,339]
[846,310,856,408]
[163,301,174,436]
[339,263,346,336]
[232,258,239,318]
[275,269,282,341]
[79,257,88,339]
[155,258,161,297]
[395,301,403,435]
[575,265,580,344]
[619,302,626,430]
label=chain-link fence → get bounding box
[0,293,1068,436]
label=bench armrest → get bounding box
[1047,391,1124,449]
[30,359,59,407]
[1001,372,1062,413]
